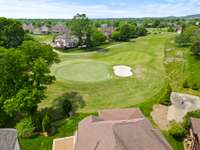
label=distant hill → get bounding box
[182,14,200,19]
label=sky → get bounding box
[0,0,200,19]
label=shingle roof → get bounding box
[0,128,20,150]
[191,117,200,143]
[99,108,144,121]
[51,24,70,34]
[74,108,172,150]
[53,136,74,150]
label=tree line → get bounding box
[0,17,84,137]
[69,14,147,48]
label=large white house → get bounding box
[53,34,79,49]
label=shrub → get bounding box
[56,91,85,117]
[136,26,147,36]
[191,41,200,57]
[183,80,189,88]
[63,99,72,117]
[159,83,172,106]
[191,82,199,90]
[32,112,43,131]
[66,91,85,115]
[16,117,35,138]
[168,122,186,140]
[182,110,200,130]
[42,112,51,132]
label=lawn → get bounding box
[30,34,54,44]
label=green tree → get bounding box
[0,41,59,116]
[111,31,121,41]
[191,41,200,57]
[136,26,148,36]
[90,29,106,46]
[129,25,138,38]
[70,14,92,47]
[58,91,85,116]
[118,24,131,41]
[19,40,59,66]
[0,18,25,48]
[175,25,199,46]
[152,19,161,28]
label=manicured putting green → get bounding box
[53,60,112,82]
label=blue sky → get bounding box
[0,0,200,18]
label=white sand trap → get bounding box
[167,92,200,123]
[113,65,133,77]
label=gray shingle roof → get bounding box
[0,129,20,150]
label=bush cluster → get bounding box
[168,122,187,140]
[16,117,35,138]
[182,79,199,90]
[159,82,172,106]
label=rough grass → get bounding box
[164,37,200,96]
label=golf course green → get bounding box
[52,59,112,82]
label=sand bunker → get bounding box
[113,65,133,77]
[167,92,200,122]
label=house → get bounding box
[53,34,78,49]
[196,22,200,26]
[100,24,115,38]
[53,108,172,150]
[175,25,183,34]
[33,28,41,35]
[40,25,50,34]
[22,23,34,33]
[0,128,20,150]
[51,24,70,34]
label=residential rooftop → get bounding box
[53,108,172,150]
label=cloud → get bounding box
[0,0,127,18]
[140,0,200,17]
[0,0,199,18]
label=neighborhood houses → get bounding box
[22,23,116,49]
